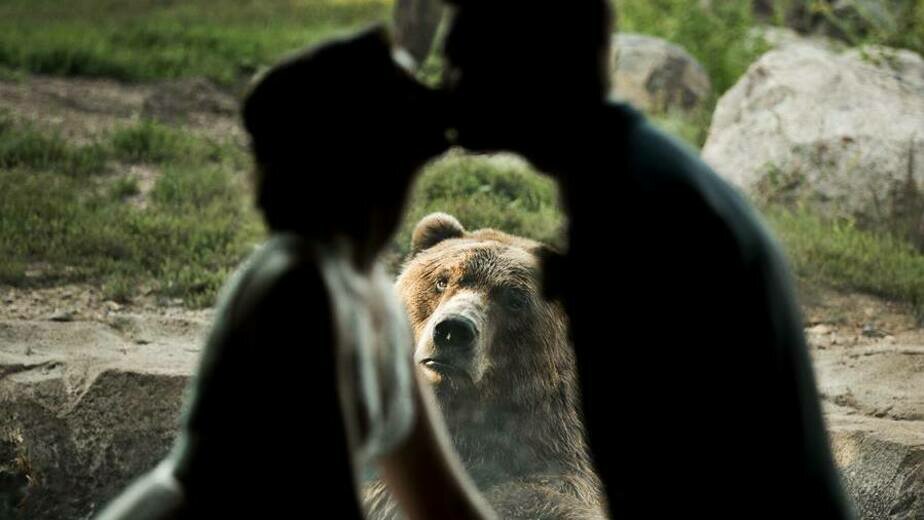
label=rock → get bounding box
[610,33,713,114]
[702,43,924,243]
[48,310,74,323]
[814,344,924,518]
[810,323,834,335]
[828,414,924,520]
[0,318,204,519]
[862,324,887,338]
[815,345,924,422]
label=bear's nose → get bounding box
[433,316,477,351]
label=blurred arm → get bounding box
[378,368,496,520]
[94,460,185,520]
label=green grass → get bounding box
[4,107,924,314]
[767,206,924,319]
[2,0,924,313]
[108,120,230,165]
[0,115,564,304]
[0,112,240,173]
[0,115,108,176]
[0,0,391,87]
[0,166,262,307]
[391,152,565,263]
[0,112,564,306]
[0,114,262,307]
[785,0,924,53]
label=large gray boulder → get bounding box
[702,42,924,242]
[0,316,203,519]
[610,33,713,114]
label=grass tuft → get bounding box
[767,206,924,319]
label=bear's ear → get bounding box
[411,213,465,253]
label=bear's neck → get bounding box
[438,384,598,490]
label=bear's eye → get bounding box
[435,277,449,292]
[502,289,529,311]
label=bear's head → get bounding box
[398,213,571,399]
[396,213,592,484]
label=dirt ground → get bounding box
[804,286,924,422]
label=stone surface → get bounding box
[0,294,922,519]
[0,317,204,519]
[610,33,712,114]
[828,414,924,520]
[702,42,924,242]
[814,342,924,520]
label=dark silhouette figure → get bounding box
[442,1,855,518]
[95,26,493,520]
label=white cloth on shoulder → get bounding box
[316,241,416,483]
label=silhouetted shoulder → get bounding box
[216,233,322,322]
[613,101,777,268]
[578,103,852,519]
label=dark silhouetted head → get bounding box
[442,0,614,152]
[242,26,449,266]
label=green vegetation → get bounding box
[390,153,565,262]
[0,109,240,171]
[768,207,924,319]
[0,166,261,308]
[617,0,924,146]
[1,0,924,312]
[0,0,390,87]
[783,0,924,53]
[615,0,766,147]
[0,116,107,176]
[618,0,768,96]
[0,112,561,305]
[0,114,261,307]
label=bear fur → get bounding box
[363,213,606,520]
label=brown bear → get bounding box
[364,213,606,520]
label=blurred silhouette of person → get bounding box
[441,1,854,518]
[96,26,494,520]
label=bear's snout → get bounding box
[433,316,478,351]
[413,289,489,385]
